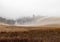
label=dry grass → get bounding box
[0,25,60,42]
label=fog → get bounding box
[0,0,60,19]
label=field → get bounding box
[0,25,60,42]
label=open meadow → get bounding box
[0,25,60,42]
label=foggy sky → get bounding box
[0,0,60,19]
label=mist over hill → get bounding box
[0,17,15,25]
[0,15,43,25]
[0,16,60,27]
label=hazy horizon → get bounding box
[0,0,60,19]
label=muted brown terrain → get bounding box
[0,25,60,42]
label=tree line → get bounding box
[0,15,41,25]
[0,17,16,25]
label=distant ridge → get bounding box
[0,16,60,27]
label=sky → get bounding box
[0,0,60,19]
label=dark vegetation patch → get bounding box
[0,28,60,42]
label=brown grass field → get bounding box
[0,25,60,42]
